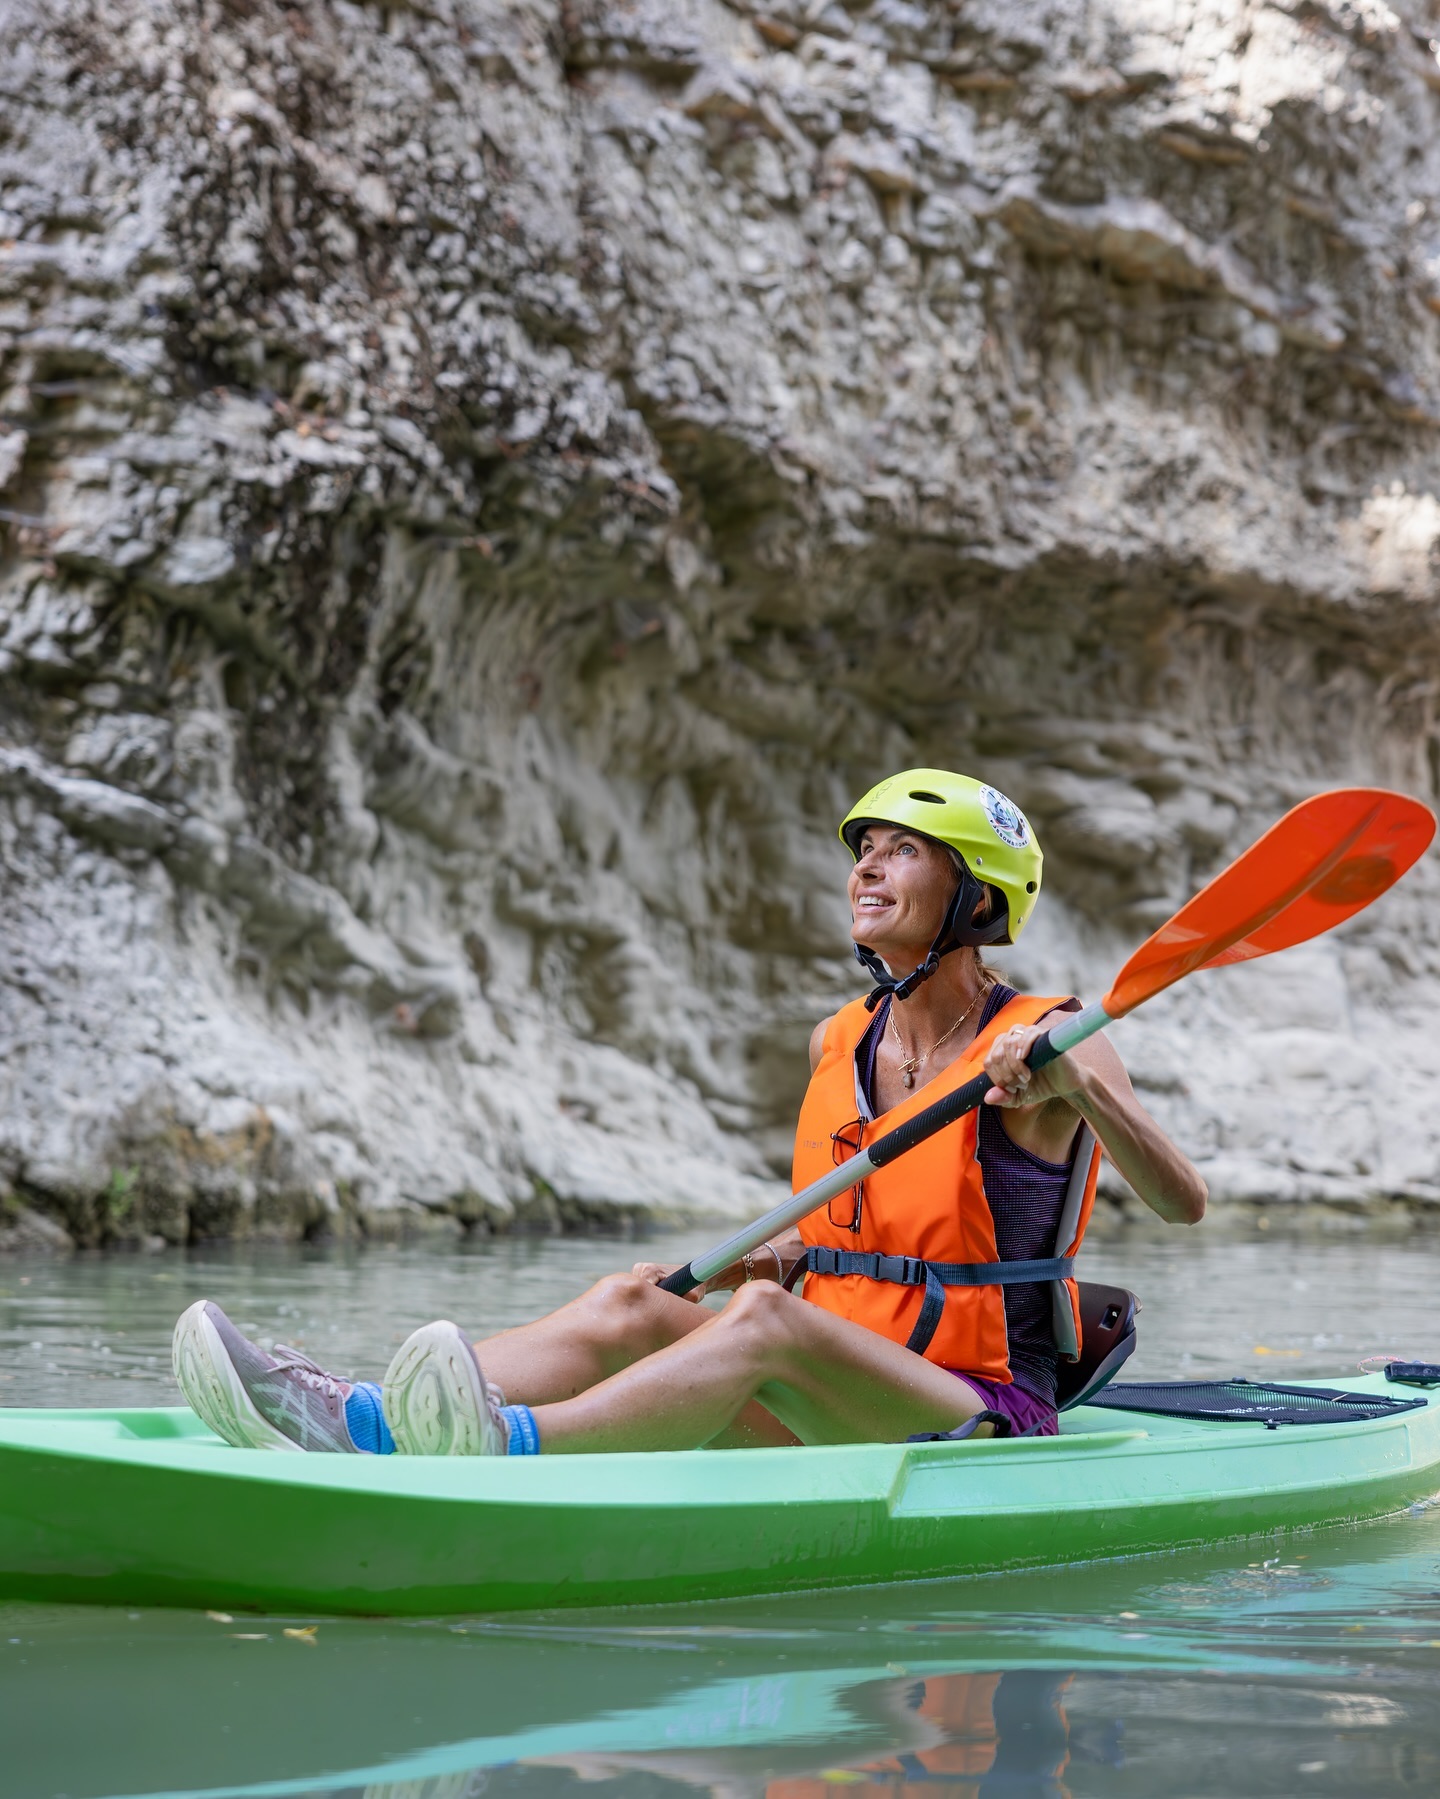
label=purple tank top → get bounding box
[855,983,1079,1406]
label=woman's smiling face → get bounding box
[847,824,959,966]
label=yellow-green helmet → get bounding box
[840,768,1043,945]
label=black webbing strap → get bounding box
[795,1247,1076,1355]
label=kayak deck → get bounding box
[0,1374,1436,1615]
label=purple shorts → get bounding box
[949,1371,1058,1437]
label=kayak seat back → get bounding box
[1055,1283,1138,1411]
[1049,1125,1100,1361]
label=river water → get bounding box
[3,1229,1440,1799]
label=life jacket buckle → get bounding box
[874,1254,927,1286]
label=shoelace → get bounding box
[273,1341,506,1412]
[271,1344,345,1394]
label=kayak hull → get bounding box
[1,1375,1436,1615]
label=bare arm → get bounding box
[984,1017,1207,1226]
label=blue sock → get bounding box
[499,1403,541,1454]
[344,1381,395,1455]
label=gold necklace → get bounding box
[888,986,986,1089]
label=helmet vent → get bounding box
[908,789,945,804]
[1026,880,1037,893]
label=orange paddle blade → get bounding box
[1103,788,1436,1018]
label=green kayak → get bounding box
[0,1373,1435,1616]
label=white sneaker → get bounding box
[382,1320,506,1456]
[172,1300,361,1452]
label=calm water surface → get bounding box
[3,1229,1440,1799]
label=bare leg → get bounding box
[471,1273,800,1447]
[530,1282,988,1453]
[473,1274,717,1403]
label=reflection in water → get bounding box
[760,1671,1078,1799]
[522,1672,1080,1799]
[3,1502,1439,1799]
[509,1670,1082,1799]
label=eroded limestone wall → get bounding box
[2,0,1439,1249]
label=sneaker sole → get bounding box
[383,1321,501,1456]
[172,1301,302,1453]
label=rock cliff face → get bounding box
[2,0,1439,1251]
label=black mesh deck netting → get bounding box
[1085,1379,1427,1428]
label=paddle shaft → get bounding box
[658,1000,1111,1295]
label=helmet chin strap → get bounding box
[854,865,1010,1011]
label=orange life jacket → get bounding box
[792,991,1099,1380]
[765,1676,1004,1799]
[764,1672,1074,1799]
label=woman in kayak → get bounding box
[173,769,1206,1457]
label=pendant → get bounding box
[902,1069,914,1089]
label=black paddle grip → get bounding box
[866,1072,988,1168]
[1028,1028,1059,1071]
[865,1028,1059,1172]
[659,1263,700,1297]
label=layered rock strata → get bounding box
[1,0,1438,1248]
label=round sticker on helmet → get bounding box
[979,785,1029,849]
